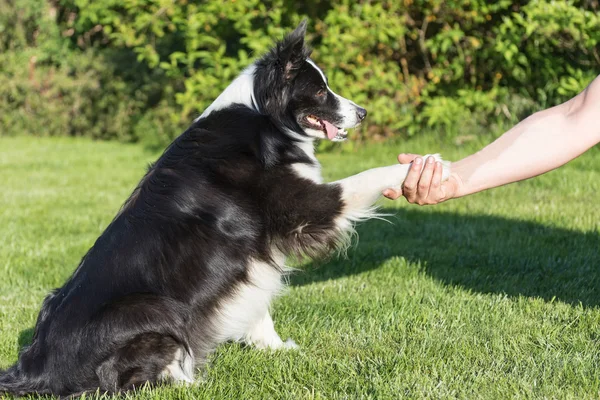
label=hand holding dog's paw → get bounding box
[383,153,457,205]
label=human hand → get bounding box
[382,153,460,205]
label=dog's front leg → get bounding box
[332,154,450,216]
[244,311,299,350]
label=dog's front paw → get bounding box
[421,153,451,181]
[249,336,299,351]
[282,338,299,350]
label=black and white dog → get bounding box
[0,21,449,397]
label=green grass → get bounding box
[1,135,599,399]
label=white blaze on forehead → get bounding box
[197,64,259,121]
[306,58,328,86]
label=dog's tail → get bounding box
[0,365,48,397]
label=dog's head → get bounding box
[254,21,367,141]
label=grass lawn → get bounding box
[0,135,599,399]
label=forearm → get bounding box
[453,77,600,197]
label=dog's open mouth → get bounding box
[305,115,347,141]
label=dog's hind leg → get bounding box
[88,294,197,393]
[243,311,298,350]
[96,332,195,393]
[160,347,195,384]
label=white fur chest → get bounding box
[291,140,323,184]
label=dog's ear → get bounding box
[276,20,312,81]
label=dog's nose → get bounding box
[356,107,367,121]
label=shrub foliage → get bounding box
[1,0,598,146]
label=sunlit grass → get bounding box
[1,136,599,399]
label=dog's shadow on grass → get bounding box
[292,208,600,308]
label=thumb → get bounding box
[397,153,420,164]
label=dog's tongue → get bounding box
[323,120,338,140]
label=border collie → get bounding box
[0,21,449,397]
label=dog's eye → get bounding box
[316,89,326,97]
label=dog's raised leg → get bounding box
[332,154,450,219]
[244,311,298,350]
[241,155,449,352]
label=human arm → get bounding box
[384,74,600,204]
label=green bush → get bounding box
[0,0,598,147]
[0,0,183,142]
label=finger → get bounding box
[382,188,402,200]
[402,157,423,202]
[397,153,420,164]
[426,161,444,203]
[417,156,436,199]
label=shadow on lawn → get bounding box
[292,208,600,308]
[12,208,599,354]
